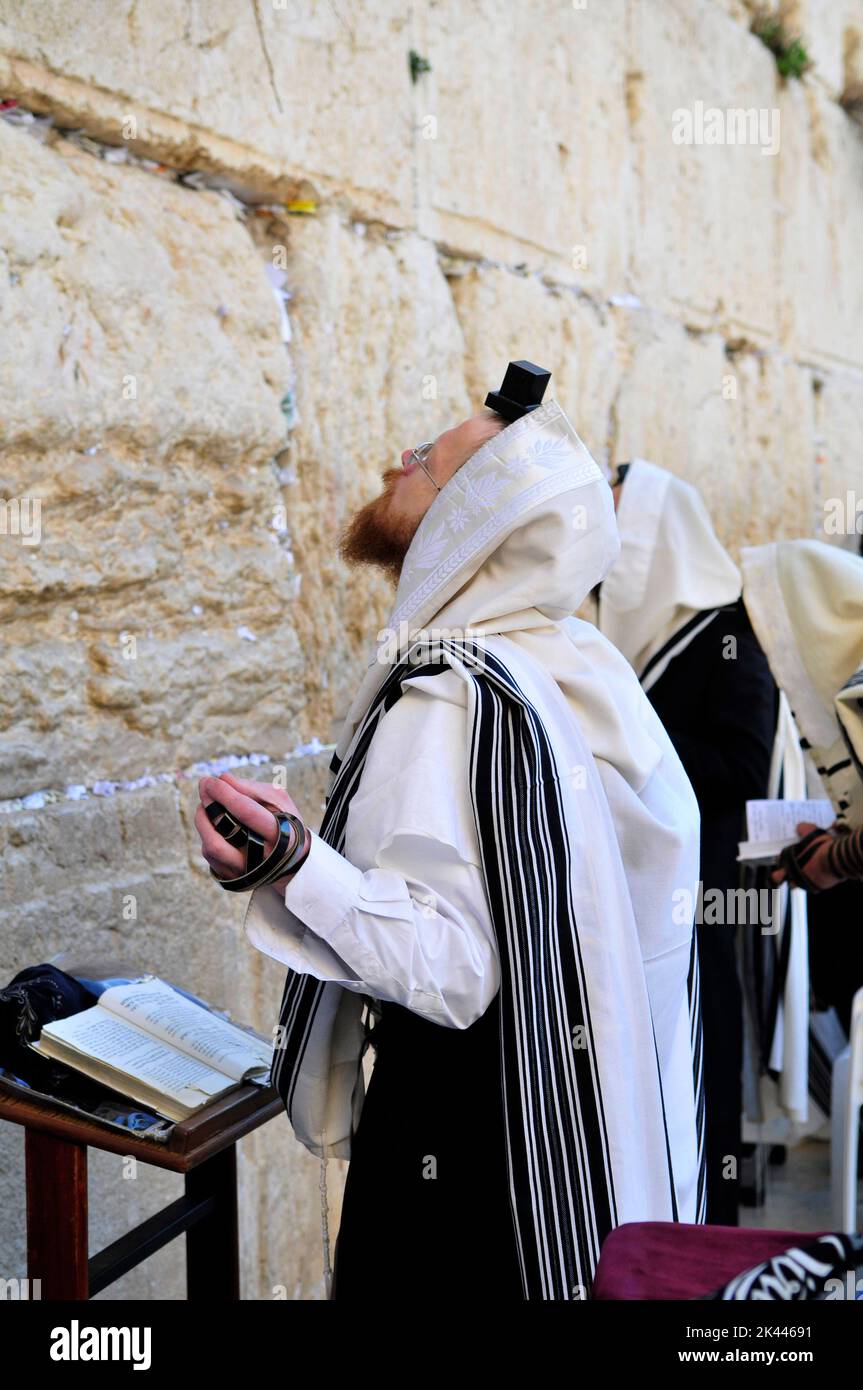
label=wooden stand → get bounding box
[0,1080,283,1300]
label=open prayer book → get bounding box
[736,798,835,865]
[28,976,273,1123]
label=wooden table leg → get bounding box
[185,1144,239,1300]
[25,1129,89,1300]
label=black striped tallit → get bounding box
[687,929,708,1224]
[271,636,673,1299]
[639,607,725,694]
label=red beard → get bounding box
[337,467,421,585]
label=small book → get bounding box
[736,798,835,865]
[28,975,273,1123]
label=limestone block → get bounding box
[610,306,816,549]
[725,349,817,545]
[612,308,735,502]
[0,0,416,223]
[811,368,863,547]
[627,0,780,342]
[777,82,863,370]
[412,0,632,288]
[0,118,309,798]
[256,208,470,726]
[447,263,622,471]
[709,0,769,22]
[0,761,333,973]
[0,120,288,457]
[0,622,308,802]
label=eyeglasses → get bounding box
[406,440,441,493]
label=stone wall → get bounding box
[1,0,862,1299]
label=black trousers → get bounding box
[331,992,525,1300]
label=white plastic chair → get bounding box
[832,986,863,1232]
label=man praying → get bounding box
[194,389,705,1301]
[597,459,778,1224]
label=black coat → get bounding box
[647,597,778,1223]
[648,598,778,894]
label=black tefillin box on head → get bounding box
[485,360,551,422]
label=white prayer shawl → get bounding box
[597,471,811,1131]
[740,539,863,831]
[737,540,863,1139]
[251,399,705,1297]
[757,689,811,1129]
[597,458,742,689]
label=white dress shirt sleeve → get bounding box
[242,672,500,1029]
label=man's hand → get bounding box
[194,772,310,893]
[770,820,842,893]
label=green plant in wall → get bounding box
[753,16,812,80]
[409,49,431,83]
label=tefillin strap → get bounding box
[204,798,308,891]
